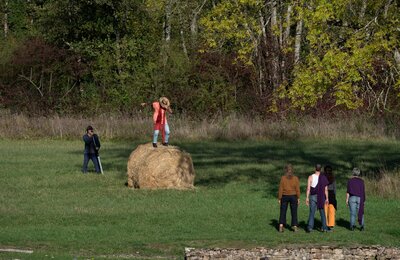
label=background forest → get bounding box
[1,2,400,258]
[0,0,399,118]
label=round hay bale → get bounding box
[127,143,195,189]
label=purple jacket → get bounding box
[310,174,329,209]
[347,177,366,225]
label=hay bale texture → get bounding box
[127,143,195,189]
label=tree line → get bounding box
[0,0,399,117]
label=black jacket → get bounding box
[83,134,101,155]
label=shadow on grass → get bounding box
[73,140,400,192]
[337,218,351,230]
[269,219,309,232]
[178,141,400,195]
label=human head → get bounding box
[352,167,361,177]
[324,165,334,183]
[324,165,333,174]
[86,125,94,133]
[315,164,322,172]
[159,97,170,109]
[285,164,294,177]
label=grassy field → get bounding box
[1,139,400,259]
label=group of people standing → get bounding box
[278,164,365,233]
[80,98,367,235]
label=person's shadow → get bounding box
[336,218,351,230]
[269,219,308,232]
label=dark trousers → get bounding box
[279,195,298,226]
[82,153,100,173]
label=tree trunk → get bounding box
[283,4,292,46]
[271,0,277,29]
[270,0,280,90]
[294,19,303,64]
[3,0,8,38]
[115,31,122,75]
[394,49,400,70]
[164,0,173,42]
[190,0,207,38]
[281,4,292,83]
[256,47,264,96]
[258,11,268,95]
[259,11,268,49]
[359,0,367,20]
[384,0,393,19]
[179,11,188,58]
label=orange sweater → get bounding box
[278,175,300,200]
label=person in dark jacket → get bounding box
[82,125,101,174]
[346,168,366,231]
[323,165,337,230]
[306,164,330,232]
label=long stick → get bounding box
[92,135,103,174]
[97,156,104,174]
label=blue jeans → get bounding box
[153,124,170,144]
[307,194,328,231]
[349,196,364,228]
[82,153,100,173]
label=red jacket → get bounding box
[153,102,168,129]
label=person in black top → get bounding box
[82,125,101,174]
[323,165,337,230]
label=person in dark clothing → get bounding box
[306,164,330,232]
[346,168,366,231]
[82,125,101,174]
[323,165,337,230]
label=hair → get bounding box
[324,165,335,183]
[352,167,361,176]
[285,164,294,178]
[86,125,93,132]
[315,164,322,171]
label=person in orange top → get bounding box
[278,164,300,232]
[142,97,172,148]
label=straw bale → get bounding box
[127,143,195,189]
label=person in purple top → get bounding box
[346,168,365,231]
[306,164,330,232]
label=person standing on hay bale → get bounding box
[82,125,101,174]
[142,97,172,148]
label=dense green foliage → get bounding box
[1,139,399,258]
[0,0,399,115]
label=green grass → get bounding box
[1,139,400,259]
